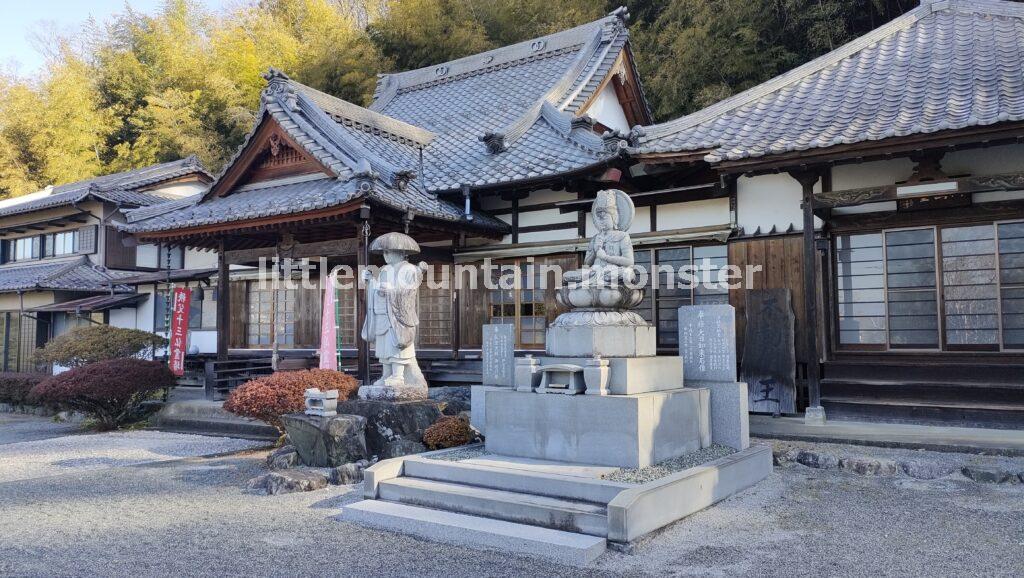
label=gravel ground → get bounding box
[1,431,1022,577]
[0,414,82,446]
[602,445,736,484]
[0,422,265,483]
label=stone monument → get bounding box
[471,323,516,434]
[359,232,429,401]
[679,304,749,451]
[741,289,796,414]
[485,190,712,468]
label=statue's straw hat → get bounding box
[369,232,420,255]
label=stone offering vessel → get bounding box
[359,232,429,401]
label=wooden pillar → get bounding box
[451,234,462,360]
[790,169,825,422]
[356,209,371,384]
[216,238,230,360]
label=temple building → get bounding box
[0,158,212,371]
[4,1,1021,428]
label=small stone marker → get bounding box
[741,289,797,414]
[678,304,737,383]
[482,323,515,386]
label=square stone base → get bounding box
[687,381,749,450]
[545,324,656,357]
[470,385,507,434]
[484,388,710,468]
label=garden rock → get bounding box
[429,386,471,416]
[381,439,427,459]
[329,460,370,485]
[899,460,955,480]
[267,446,299,470]
[335,399,441,458]
[263,470,329,495]
[280,413,367,468]
[961,465,1014,484]
[839,457,898,476]
[796,450,839,469]
[772,447,801,466]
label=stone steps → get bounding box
[340,500,607,566]
[377,476,609,537]
[402,456,628,504]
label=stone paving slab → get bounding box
[0,414,82,446]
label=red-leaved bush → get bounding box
[422,415,473,450]
[0,373,47,406]
[30,359,176,430]
[222,369,359,433]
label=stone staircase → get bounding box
[341,452,633,565]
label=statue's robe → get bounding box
[361,261,422,364]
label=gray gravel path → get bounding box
[0,414,82,446]
[0,438,1021,577]
[0,427,265,483]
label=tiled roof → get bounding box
[370,8,636,191]
[0,257,135,293]
[0,157,211,218]
[125,10,643,237]
[633,0,1024,163]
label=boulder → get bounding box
[381,439,427,459]
[899,459,955,480]
[267,445,299,470]
[429,386,472,416]
[329,460,370,485]
[961,465,1014,484]
[796,450,839,469]
[265,470,329,495]
[280,413,368,468]
[335,399,442,458]
[839,457,898,476]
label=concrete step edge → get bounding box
[378,477,608,537]
[403,457,629,504]
[339,500,606,566]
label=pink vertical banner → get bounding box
[319,272,338,370]
[169,287,191,377]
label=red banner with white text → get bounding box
[169,287,191,376]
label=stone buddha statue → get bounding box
[359,232,428,401]
[558,190,644,314]
[564,189,637,286]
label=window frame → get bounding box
[833,219,1024,353]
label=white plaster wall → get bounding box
[136,244,159,268]
[517,229,578,244]
[518,208,573,228]
[108,307,137,329]
[831,159,915,190]
[943,143,1024,176]
[147,181,208,198]
[583,83,631,133]
[656,198,730,231]
[0,291,54,310]
[736,174,822,232]
[135,285,157,333]
[185,248,217,269]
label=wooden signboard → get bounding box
[741,289,796,414]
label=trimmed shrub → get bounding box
[30,359,176,430]
[34,325,168,368]
[0,373,48,406]
[223,369,359,433]
[422,415,473,450]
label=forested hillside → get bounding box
[0,0,918,199]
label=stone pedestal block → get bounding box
[537,355,683,395]
[471,385,506,435]
[545,324,656,358]
[280,413,368,468]
[336,399,442,459]
[484,388,710,468]
[687,381,749,450]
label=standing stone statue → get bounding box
[359,232,428,401]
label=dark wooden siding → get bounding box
[104,226,136,269]
[729,234,822,365]
[228,281,248,349]
[295,283,321,349]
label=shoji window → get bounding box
[836,221,1024,352]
